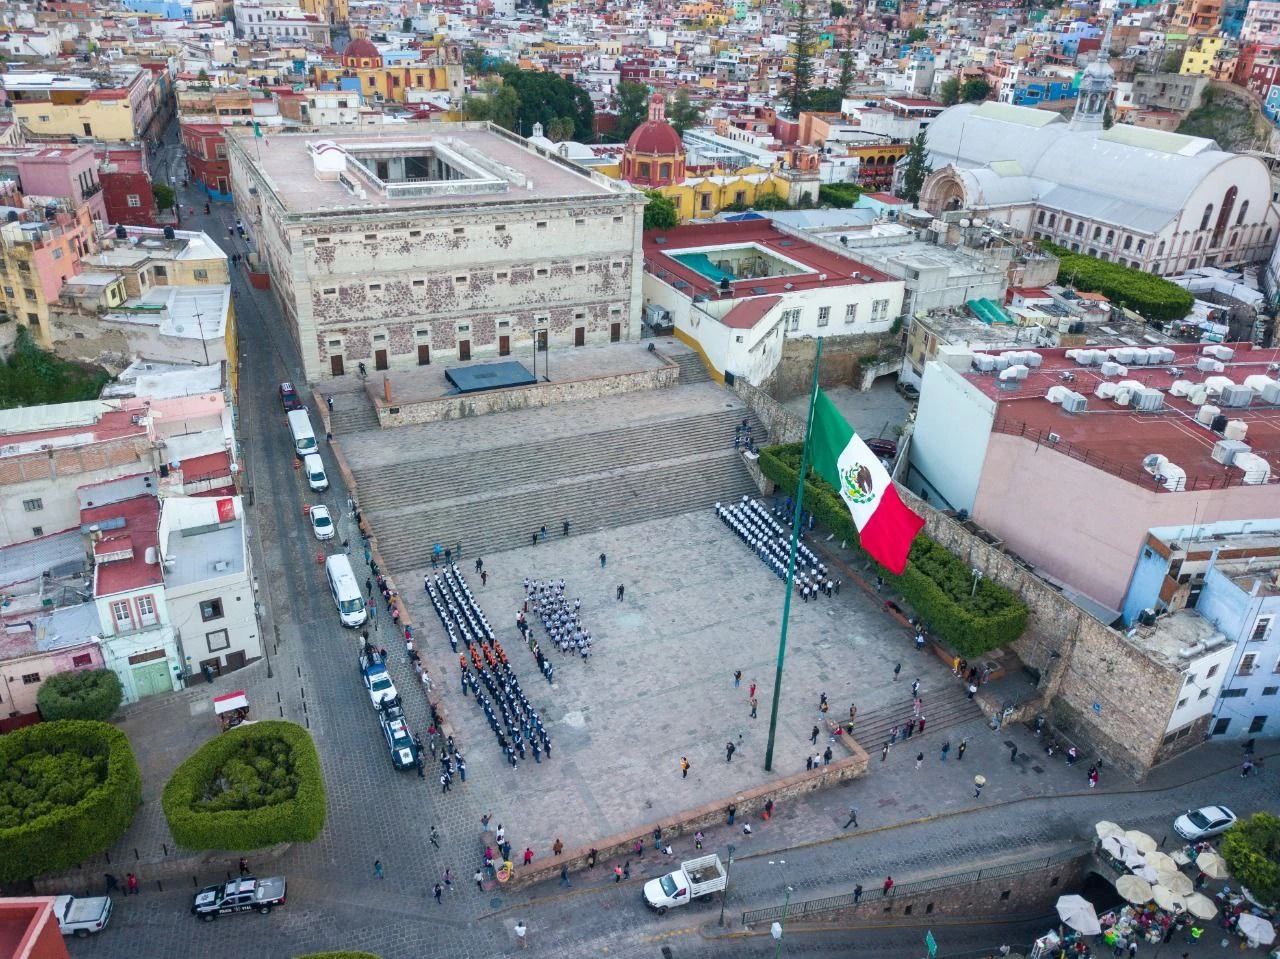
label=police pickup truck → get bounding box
[191,876,286,921]
[359,646,398,710]
[380,700,419,770]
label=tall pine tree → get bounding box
[897,131,932,205]
[789,0,815,117]
[837,32,854,97]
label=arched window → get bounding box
[1076,222,1084,236]
[638,162,651,178]
[1064,218,1072,232]
[1037,211,1045,225]
[1123,236,1132,250]
[659,163,671,179]
[1137,239,1146,253]
[1194,236,1203,250]
[1236,199,1249,226]
[1106,229,1115,243]
[1093,226,1102,240]
[1200,204,1213,231]
[1231,232,1239,246]
[1268,228,1274,242]
[1048,214,1057,227]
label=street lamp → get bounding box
[717,843,736,927]
[970,567,983,597]
[772,884,795,959]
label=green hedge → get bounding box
[162,721,326,851]
[36,668,123,721]
[758,444,1028,657]
[0,720,141,881]
[1039,241,1194,322]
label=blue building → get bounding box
[1010,77,1078,105]
[121,0,193,19]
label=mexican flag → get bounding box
[807,390,924,575]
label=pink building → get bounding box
[0,605,105,728]
[909,342,1280,617]
[9,145,107,223]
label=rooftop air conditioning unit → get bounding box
[1132,387,1164,412]
[1061,391,1087,413]
[1211,439,1249,465]
[1220,384,1253,408]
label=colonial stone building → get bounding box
[225,123,647,381]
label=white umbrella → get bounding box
[1125,830,1158,855]
[1146,850,1178,874]
[1184,892,1217,919]
[1116,875,1154,904]
[1095,820,1125,840]
[1196,852,1229,879]
[1055,894,1102,936]
[1102,835,1137,860]
[1152,885,1185,912]
[1132,863,1160,884]
[1237,913,1276,946]
[1161,871,1194,896]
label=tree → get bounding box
[803,87,845,113]
[0,327,110,409]
[613,81,650,140]
[36,669,123,721]
[788,0,815,117]
[960,77,991,102]
[667,88,701,134]
[830,0,847,15]
[461,77,519,131]
[819,183,862,208]
[937,75,960,106]
[643,190,678,230]
[752,192,791,210]
[906,27,928,42]
[838,44,855,96]
[462,45,488,77]
[496,65,594,140]
[194,69,211,90]
[897,131,931,205]
[0,721,142,882]
[1221,812,1280,907]
[152,182,176,211]
[162,721,326,850]
[547,116,575,141]
[401,17,413,32]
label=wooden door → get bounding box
[574,327,585,347]
[225,650,247,670]
[499,335,510,356]
[330,355,344,377]
[418,344,431,366]
[374,349,388,371]
[459,339,471,361]
[610,322,621,343]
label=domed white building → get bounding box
[917,95,1280,276]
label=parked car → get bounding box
[380,701,419,770]
[865,437,898,459]
[895,381,920,401]
[279,382,302,412]
[1174,805,1237,840]
[54,894,112,937]
[643,855,727,915]
[359,648,398,710]
[192,877,286,921]
[309,505,334,540]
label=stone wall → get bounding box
[373,361,680,427]
[898,486,1179,781]
[768,333,896,400]
[731,378,805,444]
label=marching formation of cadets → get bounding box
[426,564,496,652]
[521,578,593,662]
[715,497,840,601]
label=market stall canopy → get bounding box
[213,690,249,714]
[1237,913,1276,946]
[1146,851,1178,875]
[1055,894,1102,936]
[1161,871,1194,896]
[1124,830,1158,855]
[1152,885,1185,912]
[1095,820,1125,840]
[1132,863,1160,884]
[1183,892,1218,919]
[1116,875,1154,904]
[1101,835,1138,861]
[1195,852,1229,879]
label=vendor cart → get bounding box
[213,690,251,731]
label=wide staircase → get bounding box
[673,352,712,384]
[330,390,380,434]
[356,406,762,570]
[851,673,985,747]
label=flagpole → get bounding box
[764,336,823,773]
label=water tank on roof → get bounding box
[1205,344,1234,361]
[1220,384,1253,408]
[1169,380,1194,397]
[1096,381,1119,399]
[993,354,1010,371]
[1211,413,1229,433]
[1225,420,1248,442]
[1023,351,1043,368]
[163,226,175,240]
[1115,347,1135,365]
[1243,374,1275,393]
[1161,464,1187,492]
[1142,453,1168,474]
[1046,385,1072,403]
[115,223,127,239]
[1262,381,1280,405]
[1114,387,1133,406]
[1195,403,1221,426]
[972,354,996,372]
[1189,386,1210,405]
[1130,347,1151,365]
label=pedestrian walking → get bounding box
[374,860,384,879]
[918,716,926,733]
[973,776,985,798]
[475,870,484,891]
[823,745,833,765]
[940,740,951,762]
[239,857,250,876]
[763,799,774,820]
[680,756,690,778]
[810,724,820,745]
[514,920,528,949]
[727,805,736,825]
[635,839,644,858]
[1242,760,1254,777]
[844,806,858,829]
[441,773,451,793]
[750,697,758,718]
[1010,745,1018,763]
[695,831,704,850]
[563,520,570,536]
[443,868,453,891]
[613,864,623,882]
[599,552,607,567]
[749,681,757,698]
[433,883,443,904]
[560,865,571,887]
[893,662,901,681]
[881,742,890,761]
[325,395,334,411]
[967,683,978,699]
[734,669,742,687]
[126,873,139,895]
[1089,767,1099,788]
[523,847,534,866]
[481,812,492,831]
[553,838,564,856]
[853,883,863,903]
[957,738,967,760]
[475,557,483,573]
[915,752,924,770]
[883,876,894,895]
[911,679,920,698]
[623,861,631,879]
[725,741,736,762]
[617,583,625,601]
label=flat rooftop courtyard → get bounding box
[396,506,950,855]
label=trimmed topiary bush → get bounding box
[36,668,123,721]
[0,720,142,882]
[758,443,1028,657]
[162,720,326,850]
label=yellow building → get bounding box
[8,84,144,142]
[1180,34,1226,74]
[298,0,348,23]
[0,205,99,347]
[309,38,465,103]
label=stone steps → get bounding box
[330,392,380,433]
[673,352,712,384]
[852,678,985,748]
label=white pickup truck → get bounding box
[643,854,727,914]
[54,894,112,937]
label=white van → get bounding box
[303,453,328,492]
[325,554,367,627]
[287,409,317,458]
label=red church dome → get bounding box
[621,93,686,188]
[342,37,382,68]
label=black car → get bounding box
[279,382,302,412]
[895,381,920,401]
[865,437,898,459]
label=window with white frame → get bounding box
[136,594,158,627]
[872,299,891,321]
[782,309,801,331]
[845,303,858,323]
[22,498,42,512]
[111,600,133,632]
[1251,617,1271,642]
[817,306,830,327]
[126,195,141,207]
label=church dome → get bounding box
[1082,55,1115,82]
[342,38,382,67]
[626,94,684,156]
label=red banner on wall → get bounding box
[216,498,235,524]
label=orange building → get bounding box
[309,38,464,103]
